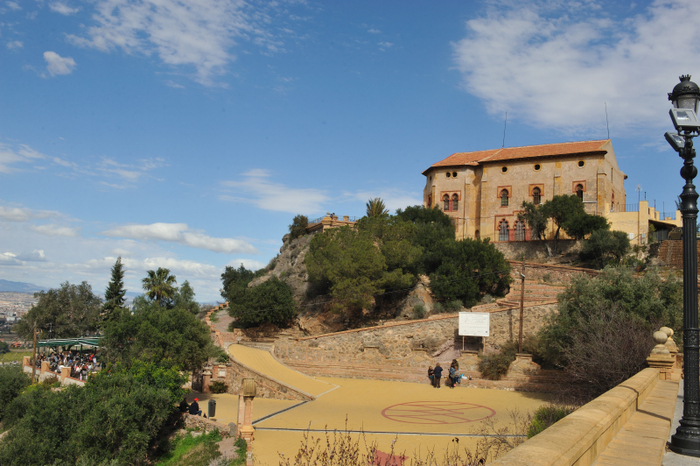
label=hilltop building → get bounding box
[422,139,680,245]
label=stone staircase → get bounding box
[498,280,564,307]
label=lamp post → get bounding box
[667,75,700,457]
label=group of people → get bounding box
[179,397,206,417]
[34,350,100,380]
[428,359,467,388]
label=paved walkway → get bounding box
[229,344,336,397]
[226,345,552,466]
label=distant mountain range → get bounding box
[0,279,47,293]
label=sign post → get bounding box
[459,312,490,351]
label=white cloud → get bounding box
[220,169,329,214]
[102,222,257,254]
[44,51,77,76]
[49,2,79,15]
[30,224,80,237]
[0,143,47,173]
[6,41,23,50]
[127,256,220,277]
[96,157,166,183]
[0,252,21,266]
[16,250,47,262]
[452,0,700,134]
[367,28,381,34]
[377,42,393,49]
[0,204,62,222]
[65,0,297,85]
[0,206,31,222]
[5,1,20,10]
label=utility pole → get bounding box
[32,324,37,384]
[518,259,525,354]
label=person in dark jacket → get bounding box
[433,363,443,388]
[427,366,434,385]
[189,398,203,416]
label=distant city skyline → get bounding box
[1,0,699,302]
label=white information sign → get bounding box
[458,312,490,337]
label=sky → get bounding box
[1,0,700,303]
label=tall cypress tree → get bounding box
[103,257,127,322]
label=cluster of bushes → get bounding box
[304,206,511,319]
[478,267,681,402]
[221,264,298,328]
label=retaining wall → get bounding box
[489,367,661,466]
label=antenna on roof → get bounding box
[502,112,508,148]
[604,102,610,139]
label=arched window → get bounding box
[575,184,584,200]
[533,187,541,205]
[452,194,459,211]
[515,221,525,241]
[499,220,509,242]
[611,193,615,212]
[427,195,432,208]
[443,194,450,211]
[475,230,480,240]
[500,189,509,207]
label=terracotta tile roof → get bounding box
[424,140,610,174]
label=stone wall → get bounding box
[274,302,558,383]
[182,413,234,437]
[225,352,315,401]
[509,261,600,283]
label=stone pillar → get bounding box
[240,378,257,466]
[647,330,675,380]
[202,369,212,393]
[40,361,49,374]
[60,366,70,382]
[661,326,680,368]
[237,393,245,433]
[22,356,30,368]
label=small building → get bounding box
[305,213,358,234]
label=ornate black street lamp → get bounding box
[667,75,700,457]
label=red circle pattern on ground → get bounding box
[381,401,496,425]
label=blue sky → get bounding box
[1,0,699,303]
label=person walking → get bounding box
[433,363,443,388]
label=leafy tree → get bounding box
[396,205,455,274]
[173,280,199,315]
[229,277,298,327]
[103,257,127,323]
[288,214,309,240]
[102,299,214,372]
[142,267,177,306]
[518,201,548,241]
[220,264,256,302]
[15,282,102,340]
[0,340,9,354]
[580,229,631,268]
[0,365,30,421]
[306,226,388,315]
[538,267,681,373]
[356,215,422,275]
[365,197,389,217]
[429,238,512,307]
[563,212,609,240]
[0,362,185,465]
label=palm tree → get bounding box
[366,197,389,217]
[142,267,177,306]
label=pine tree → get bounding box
[103,257,127,323]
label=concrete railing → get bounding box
[489,367,660,466]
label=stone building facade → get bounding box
[422,139,628,242]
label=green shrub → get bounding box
[228,277,298,327]
[478,341,519,380]
[0,365,30,421]
[156,429,222,466]
[527,405,576,438]
[444,300,463,312]
[288,215,309,241]
[209,381,228,394]
[432,302,444,313]
[411,304,426,319]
